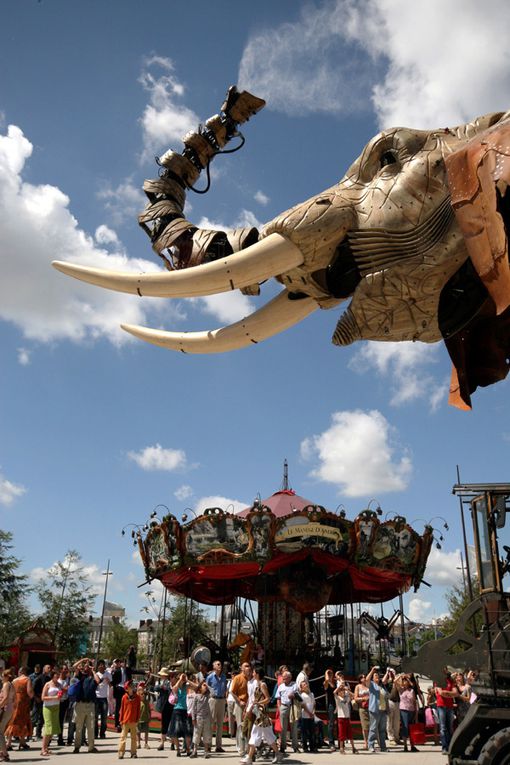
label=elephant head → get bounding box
[52,87,510,408]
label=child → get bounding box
[299,680,316,753]
[190,681,212,758]
[137,683,151,750]
[118,681,141,759]
[168,673,195,756]
[334,679,358,755]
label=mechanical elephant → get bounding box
[53,87,510,408]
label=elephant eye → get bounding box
[380,150,398,168]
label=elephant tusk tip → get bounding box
[121,323,142,336]
[52,260,71,274]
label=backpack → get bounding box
[68,680,83,702]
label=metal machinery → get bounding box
[404,482,510,765]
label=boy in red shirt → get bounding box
[118,681,141,759]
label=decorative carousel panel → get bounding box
[245,510,276,562]
[141,517,182,578]
[370,518,421,571]
[182,510,251,564]
[274,505,352,556]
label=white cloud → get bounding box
[128,443,189,472]
[97,179,145,226]
[94,224,120,247]
[254,191,270,206]
[424,547,464,587]
[194,495,248,516]
[300,409,412,496]
[196,291,254,325]
[174,484,193,501]
[351,0,510,128]
[238,1,377,117]
[17,347,31,366]
[0,471,27,506]
[30,556,105,597]
[349,341,449,410]
[0,124,176,345]
[408,597,432,622]
[139,56,199,162]
[239,0,510,129]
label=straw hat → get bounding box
[158,667,170,677]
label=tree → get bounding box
[36,550,96,660]
[0,530,33,649]
[102,620,138,662]
[441,576,481,637]
[161,597,214,664]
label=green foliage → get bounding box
[102,620,138,662]
[441,576,481,637]
[160,597,213,665]
[0,530,33,649]
[36,550,96,661]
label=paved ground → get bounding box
[5,736,447,765]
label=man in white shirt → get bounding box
[295,663,311,692]
[275,671,299,753]
[94,659,111,739]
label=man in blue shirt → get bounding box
[206,660,228,752]
[72,659,100,754]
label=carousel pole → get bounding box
[398,592,407,658]
[219,604,225,655]
[158,588,168,669]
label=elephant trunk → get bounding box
[138,86,266,285]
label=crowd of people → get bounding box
[0,657,478,762]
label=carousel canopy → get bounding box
[138,491,432,613]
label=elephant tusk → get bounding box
[120,291,317,353]
[51,234,303,299]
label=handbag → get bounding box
[409,722,426,745]
[154,688,169,713]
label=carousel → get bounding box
[135,465,434,672]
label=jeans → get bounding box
[368,710,387,751]
[95,697,108,738]
[327,703,336,746]
[437,706,454,752]
[400,709,413,740]
[301,718,315,752]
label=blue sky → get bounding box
[1,0,510,630]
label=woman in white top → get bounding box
[41,671,62,757]
[299,680,316,753]
[243,668,280,765]
[353,674,370,750]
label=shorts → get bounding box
[249,723,276,747]
[138,721,150,733]
[337,718,352,742]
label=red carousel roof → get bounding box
[138,491,433,614]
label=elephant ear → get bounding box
[444,116,510,409]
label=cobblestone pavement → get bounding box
[4,735,447,765]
